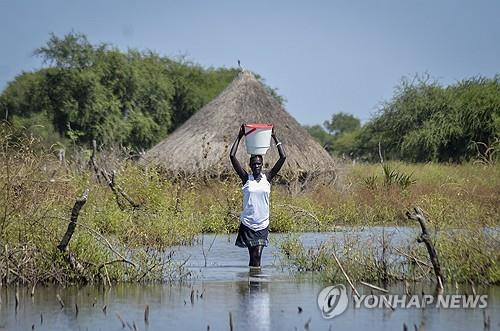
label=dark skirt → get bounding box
[235,223,269,248]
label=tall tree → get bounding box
[356,75,500,162]
[1,32,240,150]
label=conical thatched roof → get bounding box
[141,70,335,178]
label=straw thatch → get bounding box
[141,70,335,178]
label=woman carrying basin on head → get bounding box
[230,124,286,270]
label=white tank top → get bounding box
[240,173,270,231]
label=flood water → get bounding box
[1,229,498,330]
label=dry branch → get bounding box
[393,247,431,268]
[98,168,139,209]
[406,207,444,291]
[332,250,360,298]
[360,280,388,293]
[57,189,89,275]
[90,140,102,183]
[56,293,64,308]
[76,222,137,269]
[90,139,139,209]
[55,190,136,280]
[57,189,89,252]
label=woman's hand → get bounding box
[271,126,279,142]
[238,124,245,139]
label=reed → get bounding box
[277,223,499,285]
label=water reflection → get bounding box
[235,269,271,331]
[1,231,499,330]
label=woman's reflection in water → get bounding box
[235,270,271,331]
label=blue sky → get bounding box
[1,0,499,125]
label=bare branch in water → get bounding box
[406,207,444,292]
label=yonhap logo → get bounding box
[317,284,488,319]
[317,284,349,319]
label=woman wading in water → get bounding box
[230,125,286,270]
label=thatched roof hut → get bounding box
[141,70,335,178]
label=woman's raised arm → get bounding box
[230,125,248,184]
[267,128,286,182]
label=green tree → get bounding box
[1,32,240,151]
[305,119,363,158]
[304,124,334,152]
[34,32,105,69]
[356,74,500,162]
[331,128,362,157]
[324,112,361,136]
[165,59,238,132]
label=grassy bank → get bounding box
[277,225,499,285]
[1,125,498,284]
[272,161,499,231]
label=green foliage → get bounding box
[330,128,362,157]
[381,163,416,189]
[279,236,333,272]
[279,228,500,284]
[34,32,102,69]
[1,123,498,285]
[363,175,378,190]
[433,229,499,284]
[0,32,239,151]
[165,59,239,132]
[307,74,500,162]
[0,123,195,284]
[324,112,361,136]
[9,110,65,147]
[356,74,500,162]
[303,124,334,151]
[304,121,362,157]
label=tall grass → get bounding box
[0,125,195,285]
[278,226,499,285]
[1,123,498,284]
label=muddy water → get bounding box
[1,229,498,330]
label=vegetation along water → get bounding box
[0,32,498,330]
